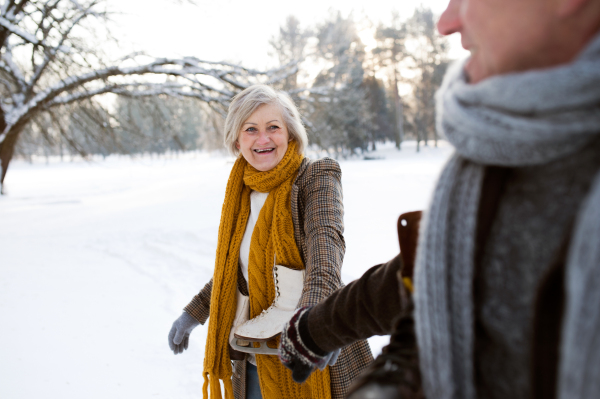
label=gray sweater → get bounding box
[474,137,600,399]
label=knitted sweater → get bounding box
[474,137,600,399]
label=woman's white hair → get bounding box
[223,85,308,156]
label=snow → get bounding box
[0,141,453,398]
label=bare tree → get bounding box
[112,95,222,154]
[0,0,296,193]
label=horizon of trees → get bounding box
[9,3,451,174]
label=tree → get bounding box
[307,12,372,157]
[269,15,311,91]
[362,76,394,150]
[113,95,222,154]
[0,0,296,193]
[406,6,449,151]
[373,11,408,149]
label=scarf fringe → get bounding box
[202,371,235,399]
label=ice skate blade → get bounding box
[230,338,279,355]
[234,332,279,342]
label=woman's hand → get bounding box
[168,311,200,355]
[279,307,340,383]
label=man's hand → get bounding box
[168,311,200,355]
[279,307,340,383]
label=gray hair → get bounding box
[223,85,308,156]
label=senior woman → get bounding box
[168,84,372,399]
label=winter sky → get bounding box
[106,0,468,70]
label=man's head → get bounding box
[437,0,600,83]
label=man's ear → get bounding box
[558,0,592,17]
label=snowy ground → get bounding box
[0,141,453,398]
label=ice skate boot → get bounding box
[230,264,305,355]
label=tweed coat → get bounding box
[184,157,373,399]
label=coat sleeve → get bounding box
[307,254,406,352]
[184,266,249,324]
[297,158,346,309]
[184,279,213,325]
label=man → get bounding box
[279,0,600,398]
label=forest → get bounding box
[1,0,450,193]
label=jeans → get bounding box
[246,362,263,399]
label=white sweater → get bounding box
[238,190,269,365]
[239,190,269,284]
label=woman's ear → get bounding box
[235,141,240,150]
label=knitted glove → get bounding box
[279,306,341,383]
[168,311,200,355]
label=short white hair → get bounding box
[223,85,308,156]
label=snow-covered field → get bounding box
[0,141,453,399]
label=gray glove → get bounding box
[168,311,200,354]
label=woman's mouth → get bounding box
[254,148,275,154]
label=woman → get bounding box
[168,85,372,399]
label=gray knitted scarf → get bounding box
[414,33,600,399]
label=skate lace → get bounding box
[245,266,281,325]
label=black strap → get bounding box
[531,224,572,399]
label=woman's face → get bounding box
[236,103,291,172]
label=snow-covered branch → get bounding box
[45,82,229,108]
[27,5,94,91]
[0,16,39,45]
[0,0,301,189]
[1,50,27,95]
[0,55,298,143]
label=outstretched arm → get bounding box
[280,211,421,382]
[308,253,406,351]
[280,254,408,382]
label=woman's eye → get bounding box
[245,127,257,132]
[268,125,280,130]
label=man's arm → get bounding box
[307,253,405,352]
[279,254,408,382]
[279,211,421,383]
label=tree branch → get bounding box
[27,2,98,94]
[1,56,298,143]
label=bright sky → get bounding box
[107,0,468,70]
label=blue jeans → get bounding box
[246,362,263,399]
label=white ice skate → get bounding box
[229,264,305,355]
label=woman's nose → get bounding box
[256,129,271,144]
[437,0,463,36]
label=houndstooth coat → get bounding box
[185,157,373,399]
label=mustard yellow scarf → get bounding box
[203,141,332,399]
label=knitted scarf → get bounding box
[203,141,332,399]
[414,33,600,399]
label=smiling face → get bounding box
[236,103,290,172]
[437,0,566,83]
